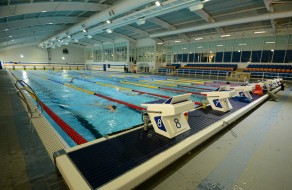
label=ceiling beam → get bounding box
[148,17,176,30]
[193,9,225,35]
[92,35,114,42]
[0,35,47,48]
[0,25,67,38]
[0,2,109,18]
[148,17,190,41]
[0,17,83,31]
[149,11,292,38]
[111,32,136,43]
[263,0,277,32]
[122,25,149,37]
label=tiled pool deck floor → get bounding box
[0,70,66,190]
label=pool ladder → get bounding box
[15,80,43,118]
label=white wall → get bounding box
[0,45,85,64]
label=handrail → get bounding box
[14,80,43,117]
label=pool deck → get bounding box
[1,69,292,190]
[0,70,66,190]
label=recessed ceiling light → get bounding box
[157,42,163,45]
[271,49,274,52]
[195,37,203,40]
[238,50,241,52]
[174,40,181,43]
[265,41,275,44]
[254,31,266,34]
[20,55,24,58]
[221,34,230,37]
[62,57,65,60]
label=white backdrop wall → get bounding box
[0,45,85,64]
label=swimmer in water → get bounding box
[93,103,117,112]
[106,105,117,112]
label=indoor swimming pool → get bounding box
[11,70,214,147]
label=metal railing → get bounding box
[153,68,230,80]
[15,80,43,118]
[153,69,292,82]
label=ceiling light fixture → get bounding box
[217,44,223,46]
[155,1,161,7]
[254,31,266,34]
[157,42,163,45]
[67,35,71,38]
[87,35,92,39]
[106,20,112,24]
[238,43,247,46]
[195,37,203,40]
[9,36,12,37]
[136,18,146,25]
[197,46,203,48]
[106,29,113,33]
[221,34,230,37]
[82,29,87,33]
[74,39,79,42]
[174,40,181,43]
[265,41,275,44]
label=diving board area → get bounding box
[54,86,281,190]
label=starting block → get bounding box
[141,93,193,138]
[233,86,253,100]
[264,79,279,90]
[201,90,236,112]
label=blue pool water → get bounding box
[12,70,211,147]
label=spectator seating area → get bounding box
[243,64,292,73]
[181,64,237,71]
[243,64,292,80]
[158,63,181,73]
[175,64,237,77]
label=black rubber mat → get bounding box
[67,94,261,189]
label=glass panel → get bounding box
[273,50,285,63]
[241,51,251,63]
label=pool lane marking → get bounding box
[43,72,170,99]
[120,81,159,89]
[139,80,178,87]
[29,72,146,111]
[159,87,206,96]
[11,71,88,145]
